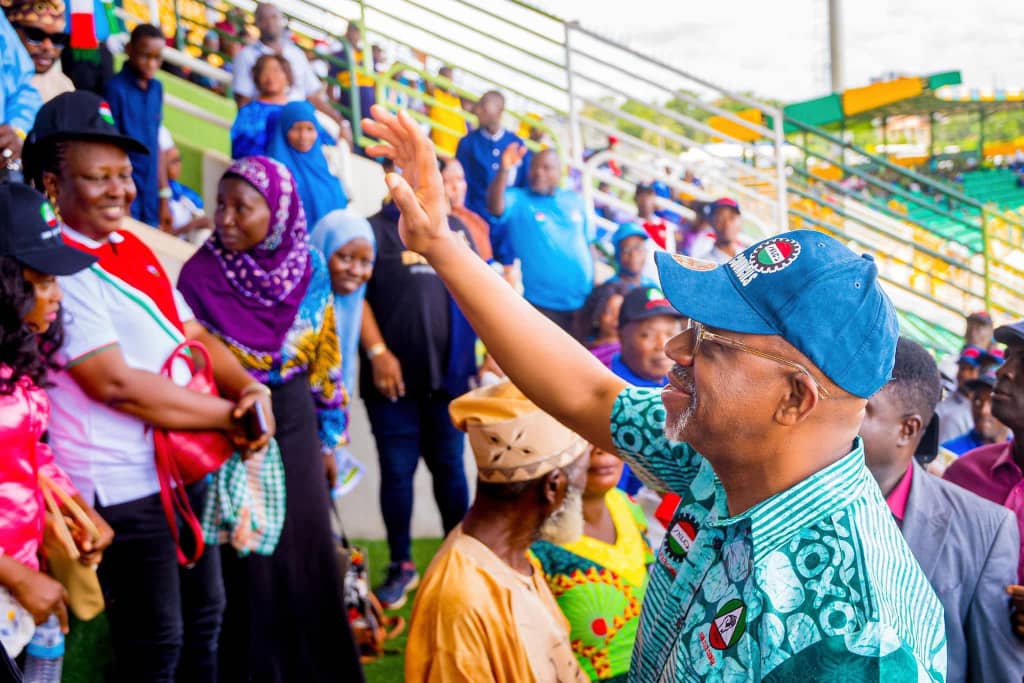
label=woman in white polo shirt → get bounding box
[24,91,275,683]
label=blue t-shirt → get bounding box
[455,128,530,222]
[104,66,162,226]
[941,429,986,456]
[492,187,594,312]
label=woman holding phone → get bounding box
[177,156,362,682]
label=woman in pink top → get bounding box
[0,183,113,638]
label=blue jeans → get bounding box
[366,394,469,563]
[96,482,225,683]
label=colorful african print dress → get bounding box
[532,489,654,682]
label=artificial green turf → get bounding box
[61,538,442,682]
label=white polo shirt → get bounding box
[49,227,194,507]
[232,39,322,102]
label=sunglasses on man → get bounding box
[14,24,70,49]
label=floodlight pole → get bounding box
[828,0,844,91]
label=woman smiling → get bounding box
[23,90,274,683]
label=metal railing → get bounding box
[133,0,1024,348]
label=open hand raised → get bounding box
[363,105,453,259]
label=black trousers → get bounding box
[96,481,225,683]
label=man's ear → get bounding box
[899,414,924,448]
[541,468,566,508]
[774,372,820,426]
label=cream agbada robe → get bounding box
[405,526,586,683]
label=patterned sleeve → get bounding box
[310,299,349,450]
[762,636,929,683]
[610,385,705,495]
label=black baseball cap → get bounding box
[0,183,96,275]
[965,371,998,392]
[23,91,149,175]
[619,286,684,329]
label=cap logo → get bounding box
[644,287,671,310]
[98,102,115,126]
[730,237,801,286]
[751,237,800,273]
[40,202,58,229]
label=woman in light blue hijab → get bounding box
[311,209,375,498]
[311,209,376,395]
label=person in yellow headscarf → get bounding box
[531,445,653,681]
[405,381,589,683]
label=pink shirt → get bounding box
[0,370,79,570]
[884,462,914,521]
[943,440,1024,581]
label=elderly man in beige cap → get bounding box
[405,380,589,683]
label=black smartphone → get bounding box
[244,401,268,441]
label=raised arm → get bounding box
[485,142,526,217]
[363,106,624,452]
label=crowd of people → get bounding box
[2,2,1024,683]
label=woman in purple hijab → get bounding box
[178,156,363,682]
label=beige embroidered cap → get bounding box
[449,380,587,483]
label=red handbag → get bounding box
[153,340,234,565]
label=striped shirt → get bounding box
[611,386,947,682]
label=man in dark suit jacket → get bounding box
[861,337,1024,683]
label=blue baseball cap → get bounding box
[655,230,899,398]
[611,222,649,248]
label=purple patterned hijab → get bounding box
[178,156,314,353]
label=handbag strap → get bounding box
[39,478,80,561]
[160,340,217,388]
[154,435,206,566]
[38,473,101,543]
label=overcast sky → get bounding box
[538,0,1024,101]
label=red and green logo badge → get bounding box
[665,516,697,561]
[644,287,671,310]
[98,102,115,126]
[709,598,746,650]
[749,237,800,274]
[40,202,58,228]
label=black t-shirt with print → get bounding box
[361,204,475,400]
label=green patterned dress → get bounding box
[532,489,654,681]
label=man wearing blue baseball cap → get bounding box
[363,107,946,681]
[607,222,657,288]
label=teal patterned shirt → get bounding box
[611,387,947,682]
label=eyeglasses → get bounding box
[14,24,70,48]
[689,322,832,399]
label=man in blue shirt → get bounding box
[609,285,684,495]
[942,372,1011,455]
[0,11,41,180]
[104,23,166,228]
[456,90,529,223]
[487,145,593,332]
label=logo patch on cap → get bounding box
[644,287,671,310]
[750,237,800,274]
[40,202,58,229]
[98,102,115,126]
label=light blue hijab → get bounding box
[311,209,376,393]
